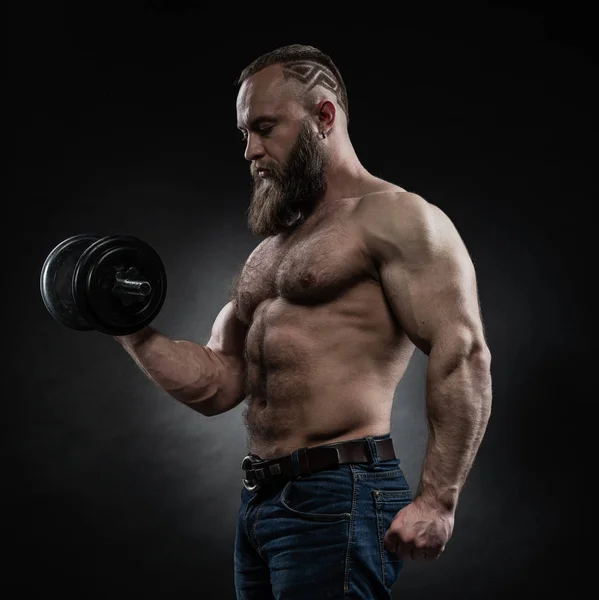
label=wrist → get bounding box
[418,484,459,514]
[114,327,154,347]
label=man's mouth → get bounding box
[257,168,271,179]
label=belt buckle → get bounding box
[241,454,261,492]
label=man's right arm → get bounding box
[114,301,248,416]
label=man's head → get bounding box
[236,44,349,237]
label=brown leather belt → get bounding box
[241,437,396,492]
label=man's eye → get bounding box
[240,125,274,142]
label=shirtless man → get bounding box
[116,45,492,599]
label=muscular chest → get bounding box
[235,217,373,323]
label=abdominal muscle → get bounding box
[242,284,414,459]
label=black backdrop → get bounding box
[6,1,593,598]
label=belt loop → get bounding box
[365,436,381,466]
[291,447,310,478]
[290,448,301,478]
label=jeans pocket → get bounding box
[373,489,412,588]
[279,471,352,522]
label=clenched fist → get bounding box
[383,496,455,561]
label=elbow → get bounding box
[457,324,491,365]
[178,382,236,416]
[431,326,491,377]
[470,339,491,372]
[195,392,246,417]
[183,352,247,417]
[186,374,246,417]
[192,395,229,417]
[463,338,492,387]
[184,385,225,416]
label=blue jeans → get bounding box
[234,434,413,599]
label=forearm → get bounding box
[114,327,229,409]
[418,339,492,512]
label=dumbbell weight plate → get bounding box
[40,234,102,331]
[72,235,167,336]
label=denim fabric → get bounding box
[234,434,413,599]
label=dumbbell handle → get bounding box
[113,268,152,299]
[115,276,151,297]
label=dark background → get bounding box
[6,1,593,598]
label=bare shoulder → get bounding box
[247,235,277,257]
[354,188,433,228]
[353,190,466,264]
[243,235,282,267]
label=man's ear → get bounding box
[316,99,336,133]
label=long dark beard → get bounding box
[247,120,328,237]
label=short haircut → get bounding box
[236,44,350,122]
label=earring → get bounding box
[320,130,327,139]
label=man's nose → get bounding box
[244,133,265,162]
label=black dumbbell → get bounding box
[40,234,167,335]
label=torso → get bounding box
[233,184,416,459]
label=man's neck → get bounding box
[320,150,372,205]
